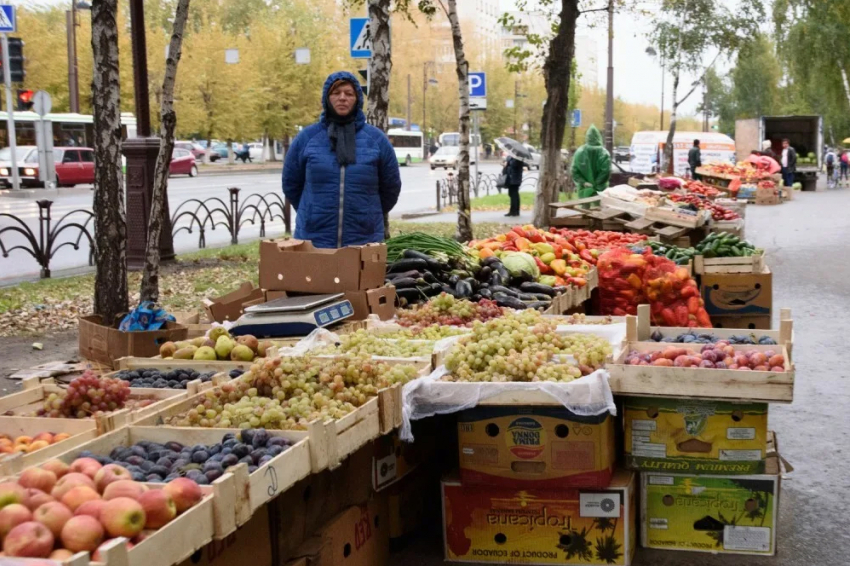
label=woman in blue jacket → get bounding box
[283,71,402,248]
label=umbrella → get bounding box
[494,137,534,164]
[843,137,850,145]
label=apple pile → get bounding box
[0,458,202,559]
[0,432,72,455]
[624,342,786,371]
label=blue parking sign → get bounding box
[0,5,16,33]
[571,109,582,128]
[469,72,486,98]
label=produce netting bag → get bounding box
[400,366,616,442]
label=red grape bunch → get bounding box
[397,293,505,328]
[39,371,132,419]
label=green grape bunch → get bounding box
[313,329,435,358]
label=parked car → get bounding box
[614,146,630,164]
[0,146,96,188]
[209,143,229,161]
[523,144,541,170]
[170,148,198,177]
[248,142,264,161]
[175,141,206,160]
[429,146,475,170]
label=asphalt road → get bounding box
[0,161,505,283]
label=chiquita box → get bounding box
[457,406,616,488]
[623,397,769,474]
[442,470,636,565]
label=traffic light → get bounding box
[358,68,368,96]
[16,89,33,111]
[7,38,24,83]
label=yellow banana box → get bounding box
[624,397,768,474]
[442,470,636,565]
[641,469,780,556]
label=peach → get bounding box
[0,504,33,539]
[103,480,148,501]
[101,498,146,538]
[768,354,785,367]
[53,433,71,442]
[32,433,54,444]
[40,459,70,479]
[24,489,55,512]
[49,548,76,560]
[60,515,104,553]
[138,490,176,529]
[33,501,73,538]
[69,457,102,479]
[74,499,106,520]
[3,521,54,558]
[18,468,57,494]
[51,473,95,500]
[162,478,202,513]
[0,482,28,510]
[14,436,33,446]
[94,464,132,494]
[60,485,100,512]
[26,440,51,453]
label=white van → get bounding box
[629,131,736,176]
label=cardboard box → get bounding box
[79,315,188,368]
[457,406,616,489]
[202,282,265,323]
[711,315,772,330]
[755,186,780,205]
[259,239,387,293]
[345,287,396,321]
[624,397,768,474]
[701,267,772,317]
[372,431,420,492]
[442,470,636,565]
[290,495,389,566]
[641,467,779,555]
[177,504,272,566]
[387,467,435,540]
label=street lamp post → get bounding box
[66,1,90,113]
[422,61,436,155]
[603,0,615,154]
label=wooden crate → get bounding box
[0,417,99,477]
[644,206,711,229]
[694,251,765,274]
[628,305,793,356]
[608,341,794,403]
[116,356,259,373]
[544,268,599,314]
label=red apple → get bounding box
[50,548,76,560]
[33,501,73,538]
[24,489,55,512]
[103,480,148,501]
[40,459,70,479]
[60,515,104,553]
[138,490,176,529]
[3,521,54,558]
[162,478,202,513]
[74,499,106,520]
[0,482,28,510]
[0,504,33,539]
[69,457,103,479]
[101,497,146,538]
[60,485,100,512]
[94,464,132,494]
[51,473,95,500]
[32,433,54,444]
[18,468,57,494]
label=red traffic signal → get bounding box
[16,89,33,111]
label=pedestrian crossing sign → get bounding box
[0,5,15,33]
[350,18,371,59]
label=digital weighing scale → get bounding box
[229,293,354,338]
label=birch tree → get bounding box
[140,0,191,303]
[90,0,128,324]
[366,0,391,131]
[438,0,472,242]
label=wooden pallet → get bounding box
[608,341,794,403]
[694,252,765,274]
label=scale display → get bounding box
[231,294,354,338]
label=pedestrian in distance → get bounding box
[761,139,779,162]
[501,155,524,217]
[780,138,797,188]
[840,149,849,185]
[688,139,702,180]
[283,71,401,248]
[236,143,252,164]
[825,147,837,189]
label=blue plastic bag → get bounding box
[119,302,175,332]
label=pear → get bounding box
[230,344,255,362]
[201,338,216,349]
[190,337,207,348]
[174,341,191,350]
[256,340,274,358]
[194,346,217,361]
[174,346,197,360]
[159,341,177,358]
[215,336,235,360]
[209,326,230,343]
[238,335,260,353]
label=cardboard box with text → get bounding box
[701,268,772,317]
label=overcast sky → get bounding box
[16,0,708,117]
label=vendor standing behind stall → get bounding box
[571,125,611,199]
[780,138,797,188]
[283,71,402,248]
[688,139,702,180]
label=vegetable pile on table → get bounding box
[643,240,696,266]
[695,232,759,258]
[546,229,648,266]
[667,193,740,221]
[597,248,711,327]
[682,180,721,198]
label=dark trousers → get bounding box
[507,184,520,215]
[781,167,794,187]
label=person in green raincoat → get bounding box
[571,125,611,199]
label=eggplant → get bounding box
[481,256,503,267]
[517,292,539,301]
[387,270,421,280]
[388,259,428,273]
[471,294,482,301]
[424,282,444,297]
[455,280,474,298]
[488,272,504,287]
[490,285,519,297]
[525,301,551,311]
[478,288,493,299]
[510,272,534,286]
[493,264,511,281]
[422,272,438,284]
[478,265,492,282]
[494,295,528,310]
[479,283,490,289]
[440,285,460,298]
[391,277,419,289]
[396,287,424,303]
[463,277,479,292]
[448,274,461,286]
[533,293,553,301]
[403,249,445,272]
[520,282,557,297]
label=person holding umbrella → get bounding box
[495,137,533,217]
[571,125,611,199]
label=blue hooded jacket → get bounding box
[282,71,402,248]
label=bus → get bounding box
[438,132,481,147]
[0,111,138,149]
[387,128,424,166]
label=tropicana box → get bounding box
[623,397,768,474]
[259,239,387,294]
[701,267,772,317]
[442,470,636,565]
[457,406,616,489]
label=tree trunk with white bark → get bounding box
[367,0,391,132]
[532,0,579,227]
[140,0,191,303]
[90,0,128,325]
[663,71,680,174]
[444,0,473,242]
